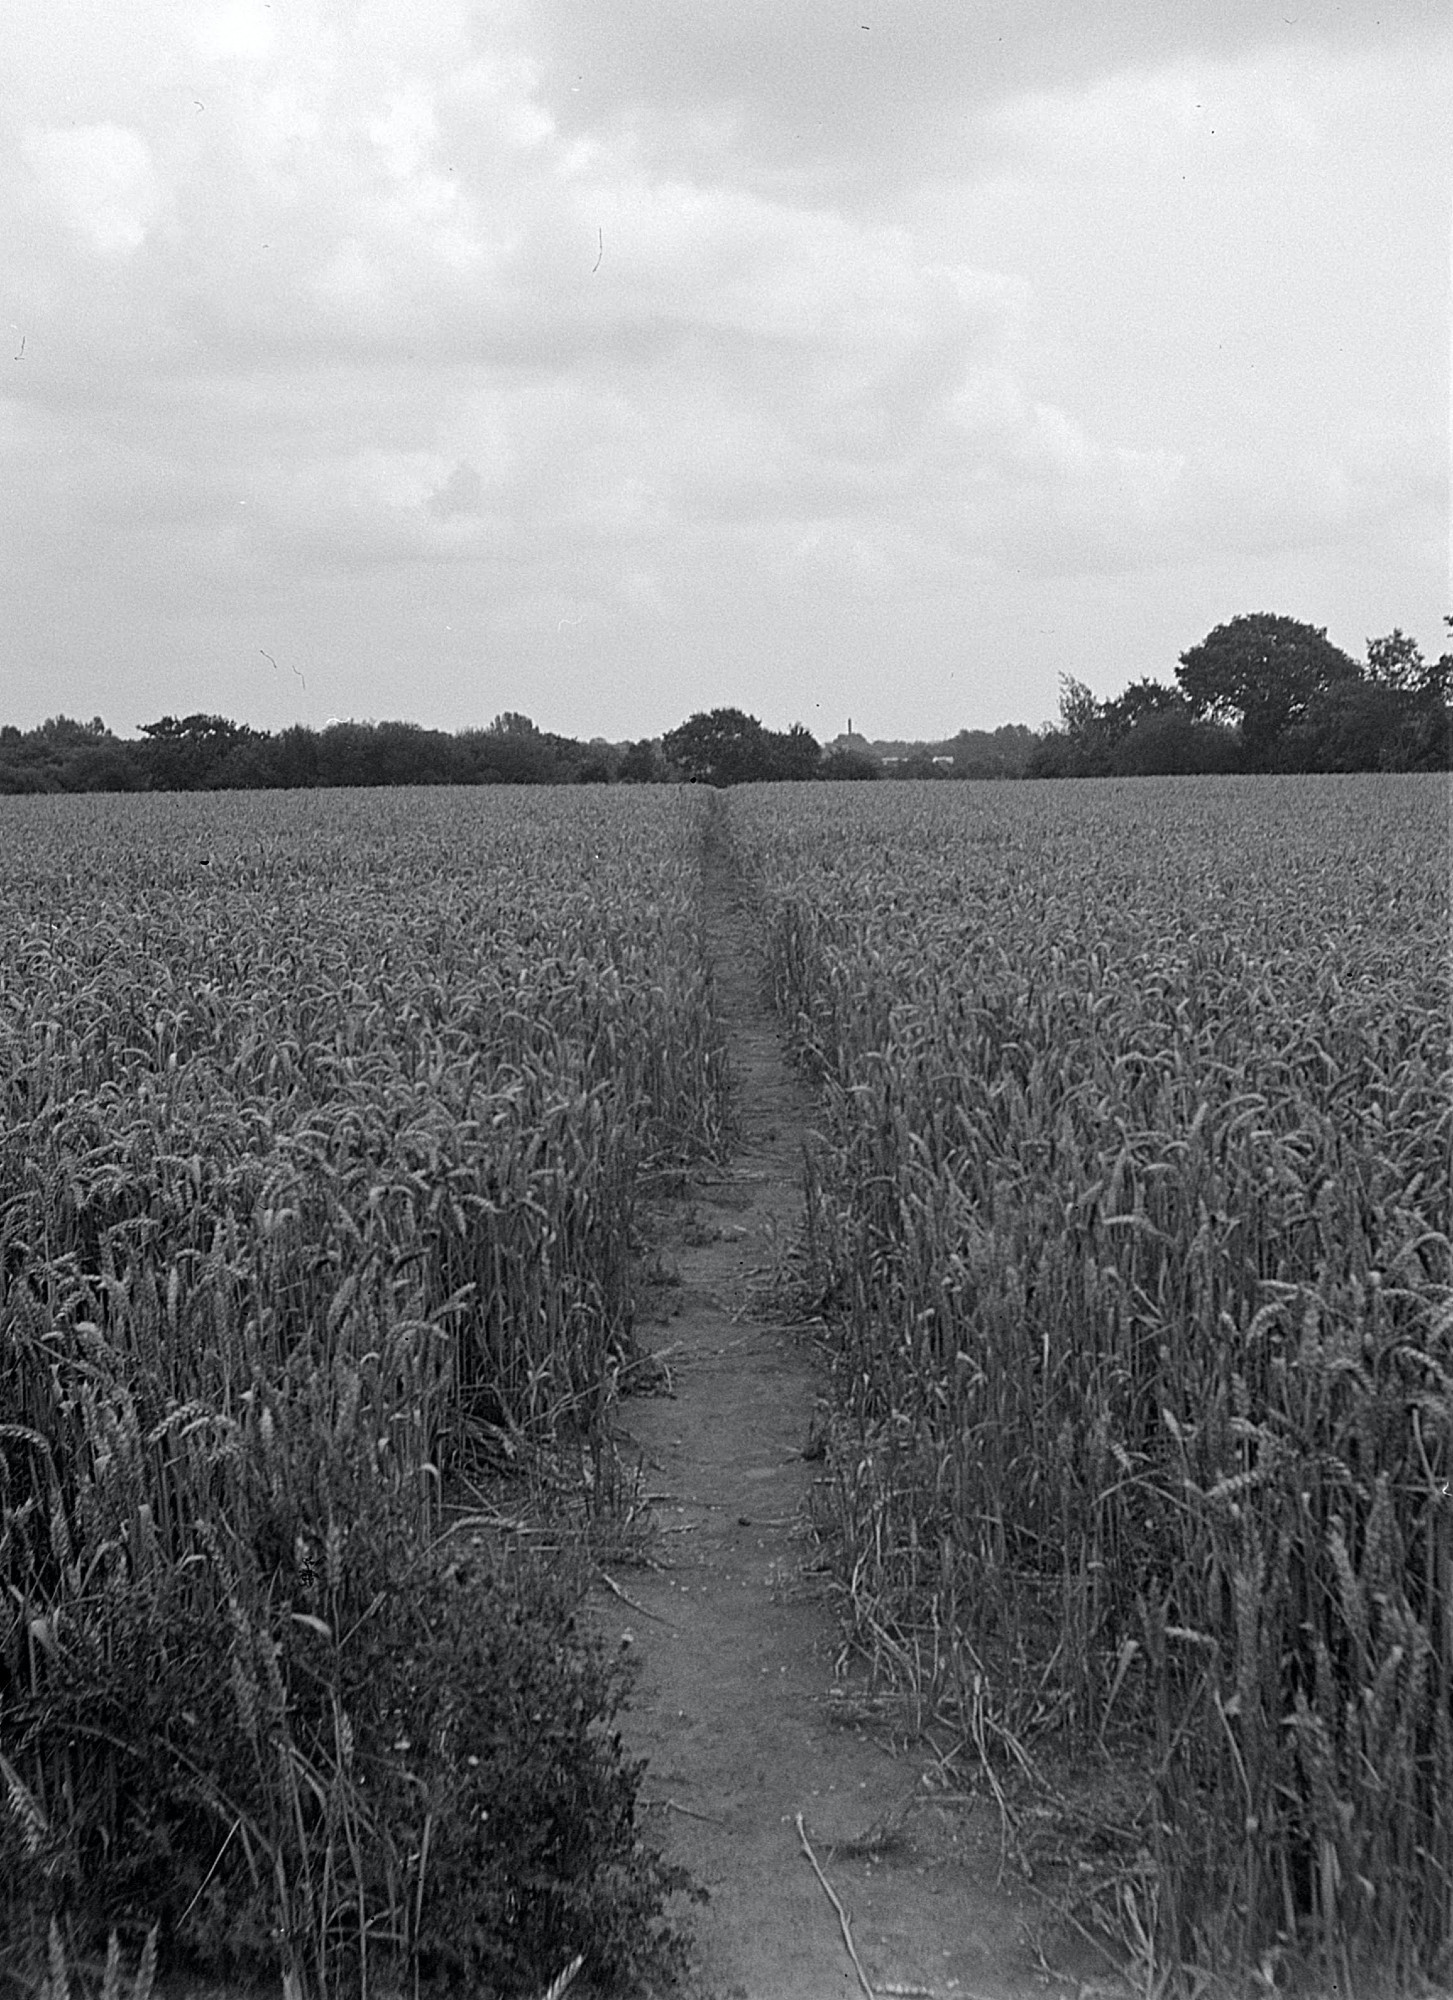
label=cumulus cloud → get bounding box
[0,0,1446,738]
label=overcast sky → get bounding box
[3,0,1447,743]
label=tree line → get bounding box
[1031,614,1451,777]
[0,711,621,795]
[2,614,1447,795]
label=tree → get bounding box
[1103,679,1181,734]
[662,712,821,785]
[1027,676,1114,777]
[1056,676,1104,739]
[1110,707,1242,777]
[948,724,1036,778]
[316,719,382,786]
[820,747,880,780]
[1366,627,1451,706]
[0,715,148,793]
[1285,680,1409,772]
[457,719,561,783]
[895,749,944,780]
[763,723,821,781]
[1435,616,1453,706]
[1029,673,1249,779]
[30,714,108,745]
[138,714,255,790]
[1366,628,1426,693]
[271,723,321,788]
[619,739,664,783]
[662,709,771,786]
[1176,614,1361,769]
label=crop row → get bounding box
[730,773,1451,1990]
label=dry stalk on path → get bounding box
[795,1811,876,1999]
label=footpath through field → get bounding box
[592,809,1119,2000]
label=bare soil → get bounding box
[591,829,1128,2000]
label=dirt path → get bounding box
[592,816,1116,2000]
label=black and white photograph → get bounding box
[1,2,1448,1996]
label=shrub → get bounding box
[1,1527,692,1994]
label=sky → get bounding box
[2,0,1448,744]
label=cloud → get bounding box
[426,462,486,520]
[990,57,1326,162]
[0,0,1445,740]
[190,1,276,64]
[23,123,165,256]
[529,0,1445,188]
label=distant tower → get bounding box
[847,717,852,737]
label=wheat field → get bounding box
[2,773,1448,1995]
[0,785,727,1993]
[731,772,1451,1990]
